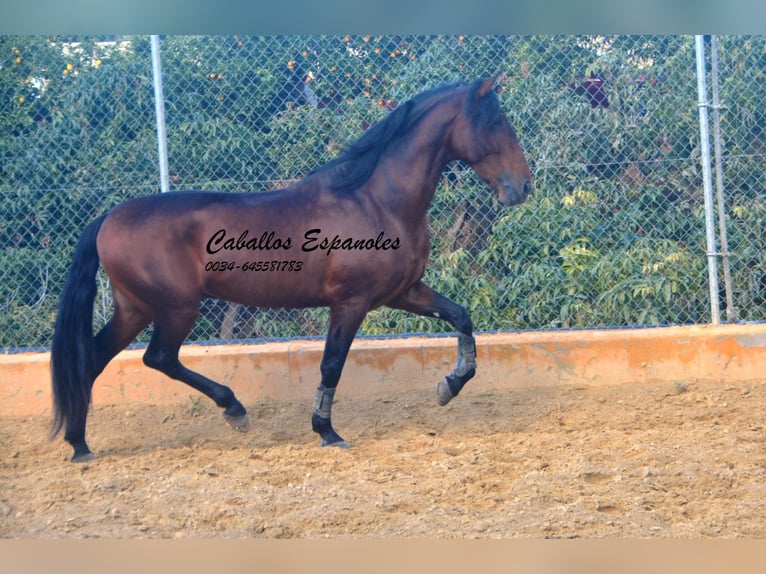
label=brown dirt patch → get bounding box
[2,379,766,538]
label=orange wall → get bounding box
[3,323,766,417]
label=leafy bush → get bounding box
[1,35,763,348]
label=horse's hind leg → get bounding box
[93,291,151,376]
[387,281,476,405]
[142,312,249,432]
[67,294,150,462]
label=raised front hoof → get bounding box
[224,412,251,432]
[437,378,455,406]
[71,451,96,463]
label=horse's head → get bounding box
[452,76,532,206]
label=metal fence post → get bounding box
[695,35,722,325]
[151,35,170,193]
[709,35,736,323]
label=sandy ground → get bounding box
[2,378,766,538]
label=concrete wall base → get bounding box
[3,323,765,417]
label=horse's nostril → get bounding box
[523,180,532,196]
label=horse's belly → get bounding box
[202,265,327,308]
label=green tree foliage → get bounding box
[0,35,763,348]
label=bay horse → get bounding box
[51,76,532,462]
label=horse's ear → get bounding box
[476,74,500,98]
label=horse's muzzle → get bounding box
[496,176,532,206]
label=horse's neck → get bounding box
[371,100,460,220]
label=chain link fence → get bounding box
[1,35,764,350]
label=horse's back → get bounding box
[94,192,251,308]
[93,186,342,309]
[105,189,279,219]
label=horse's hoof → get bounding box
[224,413,250,432]
[319,427,350,448]
[71,452,96,463]
[321,438,350,449]
[436,379,454,406]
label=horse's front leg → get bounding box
[387,281,477,405]
[312,300,369,448]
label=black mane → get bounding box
[311,81,484,195]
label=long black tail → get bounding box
[50,214,107,439]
